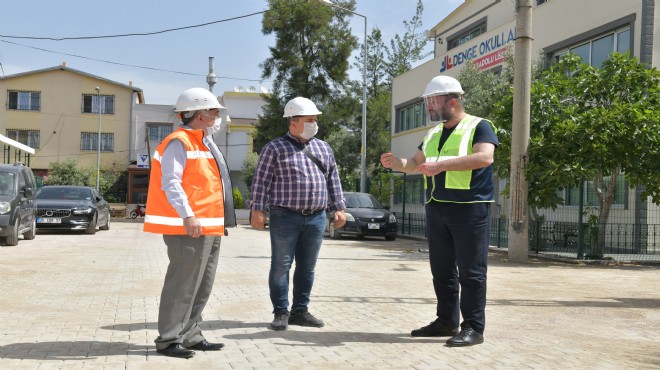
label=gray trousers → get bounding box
[154,234,221,350]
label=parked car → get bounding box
[326,192,398,241]
[35,185,110,234]
[0,163,37,246]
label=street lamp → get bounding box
[95,86,101,192]
[319,0,368,192]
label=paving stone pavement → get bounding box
[0,222,658,370]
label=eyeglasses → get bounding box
[205,109,221,118]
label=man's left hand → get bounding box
[333,210,347,229]
[414,162,444,177]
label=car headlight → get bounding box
[0,202,10,214]
[73,207,93,214]
[345,212,355,222]
[389,214,397,223]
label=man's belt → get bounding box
[271,206,325,216]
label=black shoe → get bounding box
[156,343,195,359]
[446,326,484,347]
[187,339,224,351]
[271,310,290,331]
[288,310,324,328]
[411,319,459,337]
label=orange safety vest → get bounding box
[143,128,225,235]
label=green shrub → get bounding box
[233,187,244,209]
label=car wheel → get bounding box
[100,211,110,230]
[85,213,97,235]
[385,235,397,241]
[24,218,36,240]
[328,221,342,240]
[5,218,19,246]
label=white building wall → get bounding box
[132,104,178,162]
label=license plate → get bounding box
[368,223,380,230]
[37,217,61,224]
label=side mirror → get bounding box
[24,187,34,198]
[383,205,390,210]
[95,196,102,202]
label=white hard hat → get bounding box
[174,87,225,112]
[283,97,322,117]
[422,76,464,97]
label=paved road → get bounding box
[0,222,658,369]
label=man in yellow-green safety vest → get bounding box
[380,75,498,347]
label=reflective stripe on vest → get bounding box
[144,215,224,227]
[421,115,483,203]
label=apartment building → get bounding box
[0,62,143,185]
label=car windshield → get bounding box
[0,172,15,196]
[37,187,93,201]
[345,193,383,209]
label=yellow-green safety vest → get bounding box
[420,114,496,204]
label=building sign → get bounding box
[440,28,515,72]
[137,153,150,168]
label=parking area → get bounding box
[0,222,658,369]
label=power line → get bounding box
[0,39,269,83]
[0,11,268,41]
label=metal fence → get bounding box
[392,178,660,262]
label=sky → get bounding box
[0,0,463,105]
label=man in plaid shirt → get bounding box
[250,97,346,331]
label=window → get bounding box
[82,94,114,114]
[396,101,425,133]
[6,129,40,148]
[561,175,627,207]
[537,0,547,5]
[147,123,173,143]
[447,20,487,51]
[7,91,40,111]
[553,28,630,68]
[81,132,114,152]
[394,176,424,205]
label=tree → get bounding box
[384,0,431,84]
[354,27,389,98]
[46,159,94,186]
[46,159,126,201]
[253,0,358,151]
[491,52,660,256]
[241,152,259,194]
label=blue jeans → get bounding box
[268,207,326,313]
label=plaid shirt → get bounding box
[250,133,345,212]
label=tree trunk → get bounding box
[593,167,620,257]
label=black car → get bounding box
[35,186,110,234]
[326,192,398,241]
[0,163,37,246]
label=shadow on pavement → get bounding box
[222,331,443,347]
[101,320,270,332]
[0,341,149,360]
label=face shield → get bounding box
[424,94,450,125]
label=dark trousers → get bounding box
[426,202,490,334]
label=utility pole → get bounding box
[508,0,533,263]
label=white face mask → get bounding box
[205,117,223,137]
[300,121,318,140]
